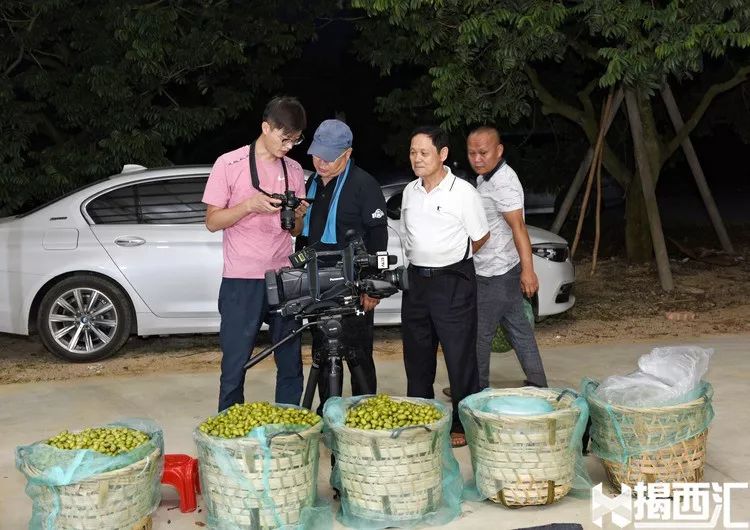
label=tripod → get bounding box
[300,314,371,411]
[243,306,372,411]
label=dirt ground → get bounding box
[1,240,749,385]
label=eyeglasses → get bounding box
[276,131,304,148]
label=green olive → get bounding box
[344,394,442,430]
[199,402,321,439]
[46,427,150,456]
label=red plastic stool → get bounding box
[162,454,199,513]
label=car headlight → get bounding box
[531,243,569,263]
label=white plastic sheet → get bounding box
[596,345,713,406]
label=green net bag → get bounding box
[459,387,591,507]
[323,395,462,528]
[582,378,714,490]
[492,298,535,352]
[15,418,163,530]
[194,404,331,530]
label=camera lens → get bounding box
[280,207,295,231]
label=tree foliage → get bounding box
[0,0,335,215]
[353,0,750,260]
[354,0,750,130]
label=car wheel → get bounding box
[37,275,132,362]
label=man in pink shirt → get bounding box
[202,96,309,411]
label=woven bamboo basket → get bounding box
[328,397,450,521]
[460,387,584,507]
[194,421,322,530]
[19,445,161,530]
[586,381,713,492]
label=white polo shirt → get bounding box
[400,166,489,267]
[473,160,524,276]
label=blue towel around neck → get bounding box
[302,160,352,244]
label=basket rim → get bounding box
[194,418,323,446]
[585,380,713,414]
[327,395,450,438]
[460,387,582,422]
[21,445,161,482]
[331,416,448,438]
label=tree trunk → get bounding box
[625,89,674,291]
[623,92,668,265]
[550,147,594,235]
[661,83,734,253]
[551,89,624,235]
[625,172,653,262]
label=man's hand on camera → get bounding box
[245,193,281,214]
[360,293,380,312]
[294,200,310,218]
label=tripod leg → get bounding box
[302,359,321,411]
[342,344,372,396]
[348,362,372,396]
[328,359,343,400]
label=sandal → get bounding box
[450,432,467,448]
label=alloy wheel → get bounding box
[47,287,119,355]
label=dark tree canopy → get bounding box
[353,0,750,262]
[354,0,750,131]
[0,0,336,215]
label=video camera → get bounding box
[265,232,408,318]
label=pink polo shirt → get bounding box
[202,145,305,279]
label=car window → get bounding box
[386,191,402,220]
[13,177,112,218]
[87,176,208,224]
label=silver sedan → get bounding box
[0,165,574,362]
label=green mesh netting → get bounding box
[323,395,463,529]
[193,404,332,530]
[582,379,714,464]
[15,418,164,530]
[459,388,592,504]
[492,298,535,352]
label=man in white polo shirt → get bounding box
[468,125,548,390]
[400,125,490,448]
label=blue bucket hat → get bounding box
[307,119,353,162]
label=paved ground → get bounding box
[1,334,748,529]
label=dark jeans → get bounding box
[476,264,547,389]
[217,278,303,412]
[401,260,480,433]
[312,310,376,415]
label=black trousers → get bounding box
[401,259,480,433]
[312,310,376,415]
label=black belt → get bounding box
[410,259,472,279]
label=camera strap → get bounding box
[248,142,289,195]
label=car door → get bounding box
[86,175,223,318]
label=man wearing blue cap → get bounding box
[296,119,388,412]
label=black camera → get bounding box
[269,190,309,231]
[265,233,408,317]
